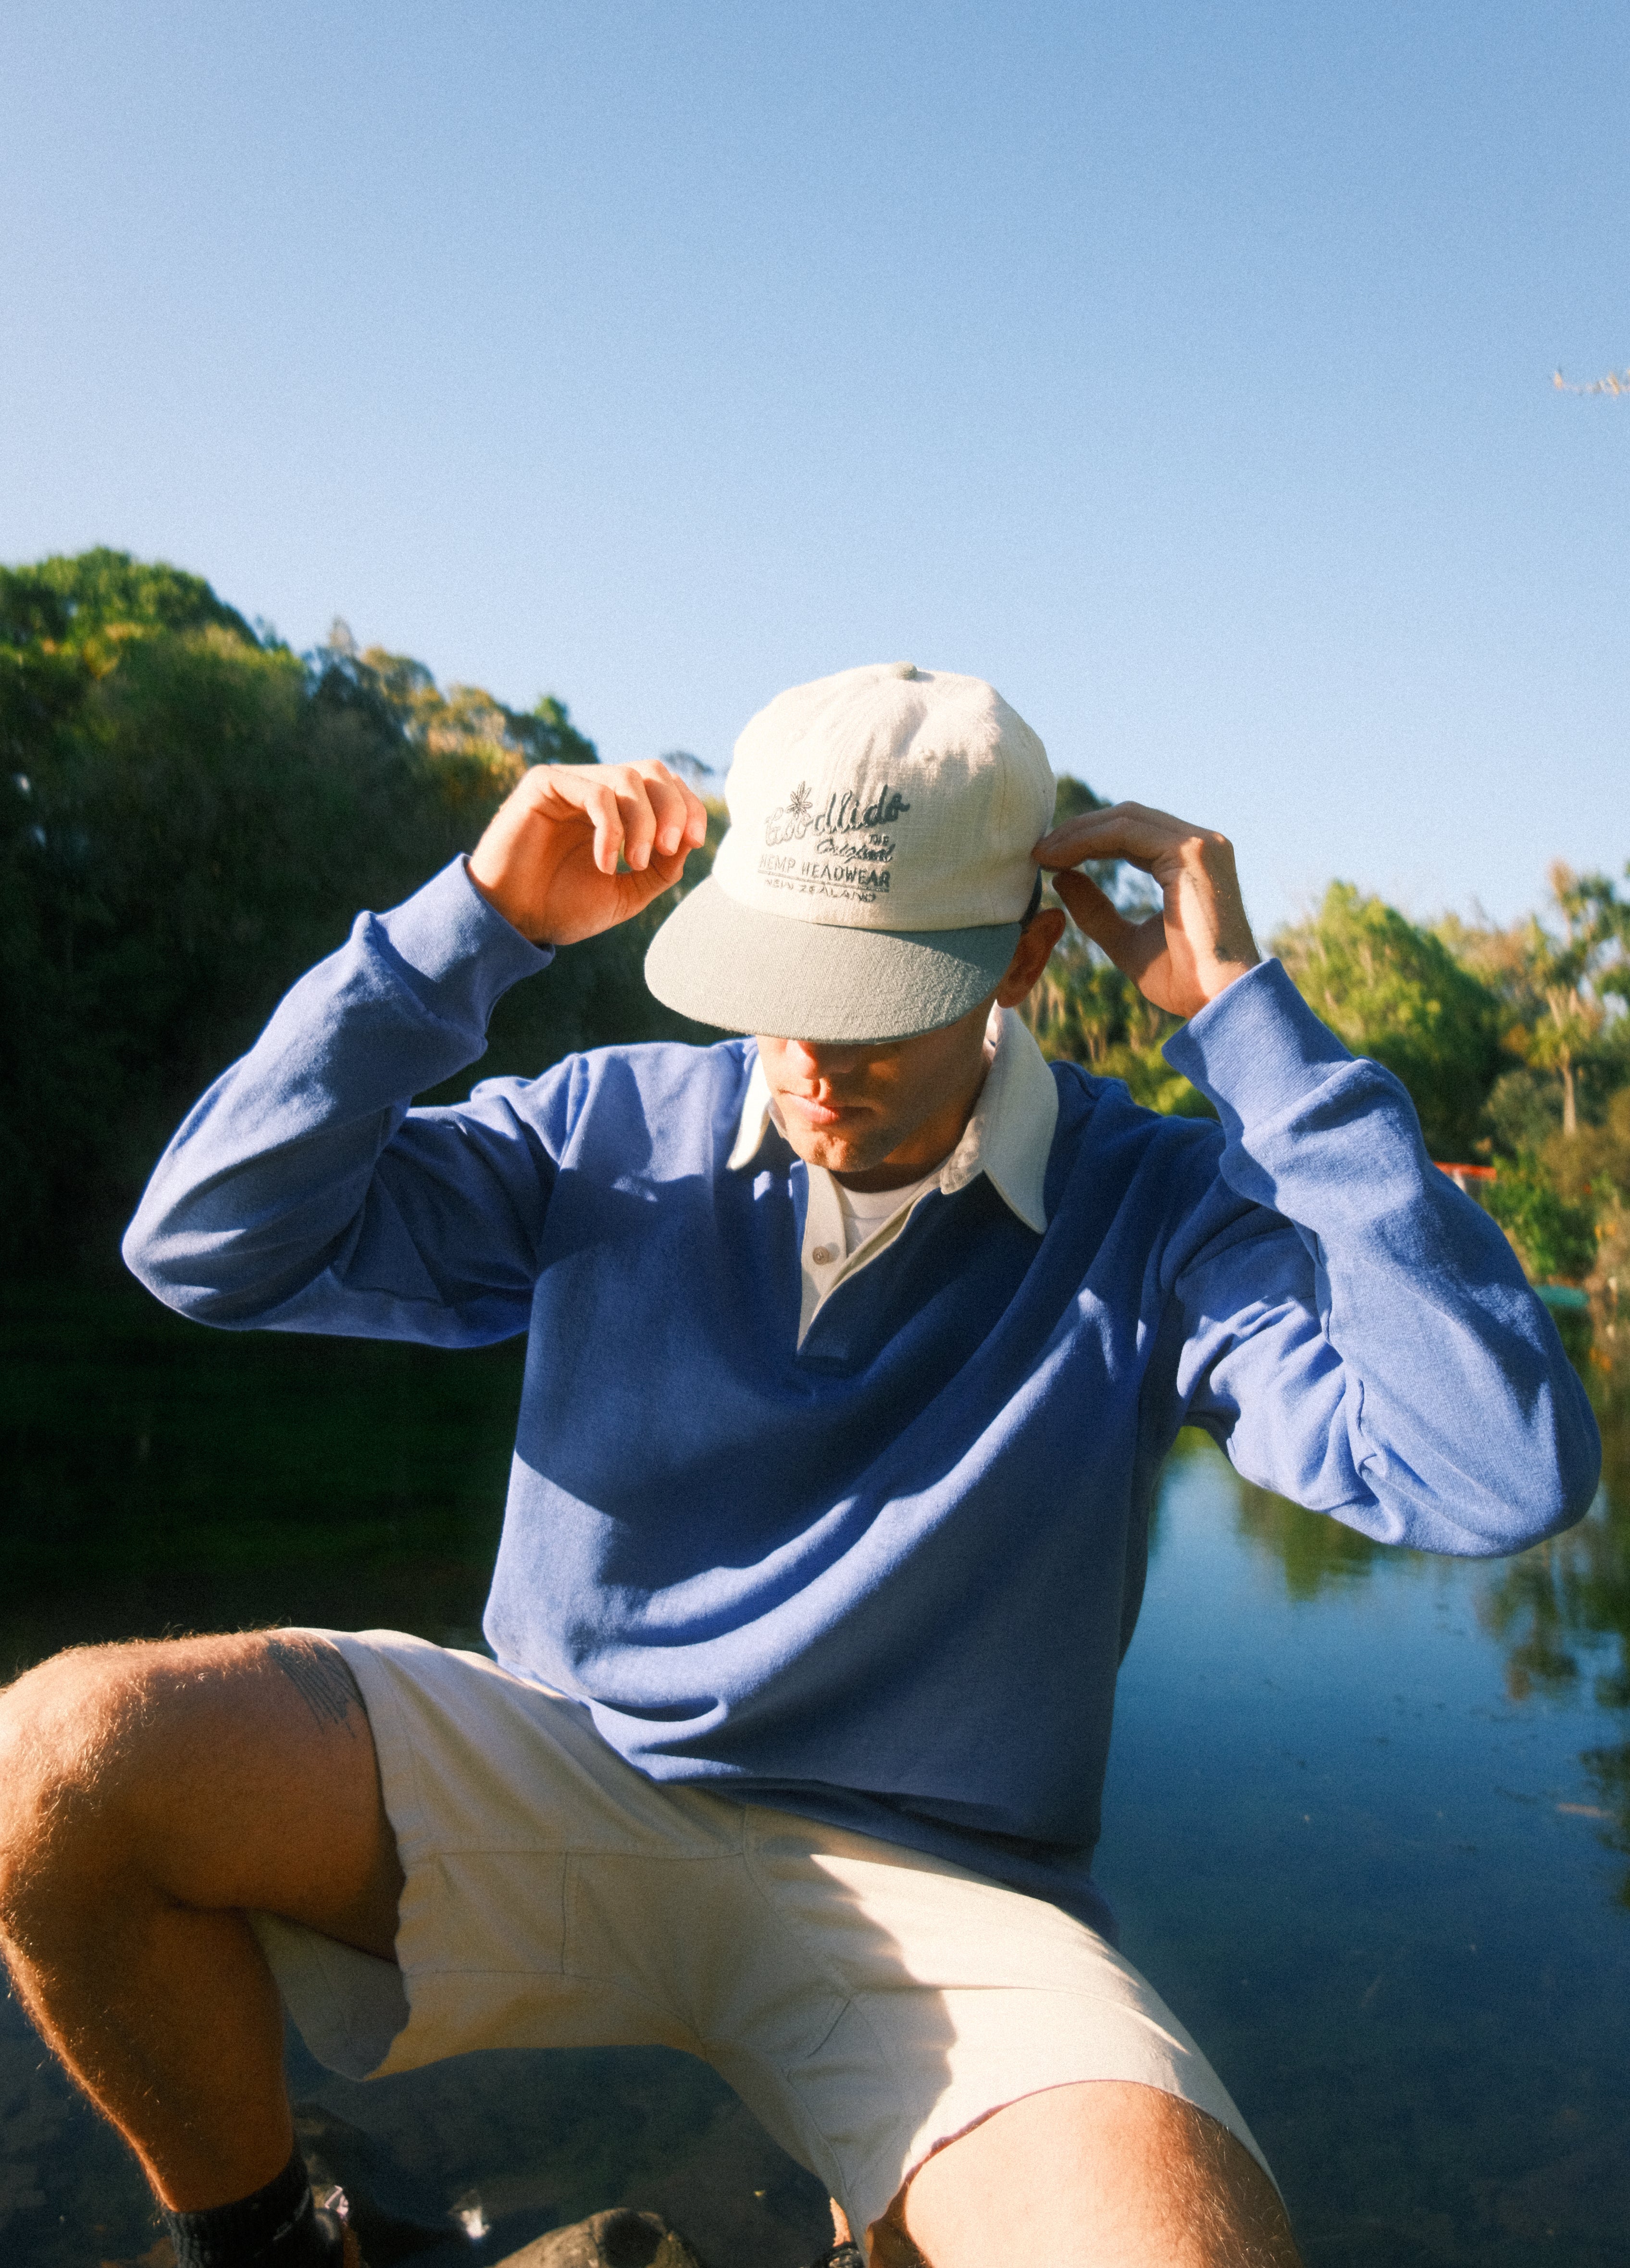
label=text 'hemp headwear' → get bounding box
[645,661,1055,1042]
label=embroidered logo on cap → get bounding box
[759,779,914,904]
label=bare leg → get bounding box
[0,1632,402,2212]
[872,2080,1302,2268]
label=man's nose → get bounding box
[784,1038,862,1079]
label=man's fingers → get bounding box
[1040,798,1260,1013]
[1035,801,1200,877]
[614,778,659,873]
[469,759,713,944]
[541,769,652,875]
[571,775,627,875]
[553,762,709,873]
[1051,870,1147,970]
[633,764,708,862]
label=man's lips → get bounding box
[776,1090,862,1131]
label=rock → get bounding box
[491,2207,707,2268]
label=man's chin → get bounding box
[782,1124,892,1177]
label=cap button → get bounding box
[888,661,918,678]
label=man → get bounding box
[0,663,1599,2268]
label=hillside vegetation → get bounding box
[4,551,1627,1310]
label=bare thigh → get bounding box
[876,2079,1302,2268]
[0,1629,402,1954]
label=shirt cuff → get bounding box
[1161,958,1352,1130]
[375,857,554,1014]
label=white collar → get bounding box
[726,1003,1057,1234]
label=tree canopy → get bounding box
[0,550,704,1271]
[1270,882,1507,1160]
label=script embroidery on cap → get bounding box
[759,780,912,905]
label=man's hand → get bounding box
[467,760,710,946]
[1033,801,1260,1019]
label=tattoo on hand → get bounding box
[265,1636,364,1736]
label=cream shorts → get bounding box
[252,1629,1270,2244]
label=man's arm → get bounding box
[1036,804,1601,1553]
[123,762,709,1343]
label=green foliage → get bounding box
[0,1277,519,1598]
[1024,932,1211,1115]
[1435,875,1630,1284]
[323,623,599,775]
[0,549,708,1274]
[1482,1065,1561,1154]
[1,545,257,648]
[1540,1087,1630,1214]
[1485,1156,1600,1284]
[1440,869,1630,1141]
[1272,882,1506,1160]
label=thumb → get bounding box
[1052,869,1145,970]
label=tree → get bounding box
[1441,867,1630,1141]
[316,622,599,779]
[1484,1159,1599,1284]
[4,545,257,646]
[1520,867,1629,1138]
[0,549,703,1274]
[1271,883,1506,1159]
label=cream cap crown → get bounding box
[645,661,1056,1043]
[711,661,1055,933]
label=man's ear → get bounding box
[995,907,1066,1008]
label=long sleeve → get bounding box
[123,859,559,1346]
[1159,959,1600,1556]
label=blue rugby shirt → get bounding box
[123,858,1601,1936]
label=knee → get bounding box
[0,1641,182,1934]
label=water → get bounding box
[1100,1435,1630,2263]
[3,1284,1627,2266]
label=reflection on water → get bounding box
[1480,1429,1630,1909]
[1225,1462,1384,1600]
[1106,1373,1630,2264]
[2,1282,1629,2265]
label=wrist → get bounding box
[1195,948,1261,1007]
[463,856,549,944]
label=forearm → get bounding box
[1167,961,1601,1554]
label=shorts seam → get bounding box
[739,1829,875,2016]
[735,1826,910,2212]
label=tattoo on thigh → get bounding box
[264,1637,364,1735]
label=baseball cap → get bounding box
[644,661,1056,1042]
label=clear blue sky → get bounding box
[4,0,1626,935]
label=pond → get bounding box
[2,1281,1627,2268]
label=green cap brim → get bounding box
[645,878,1020,1043]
